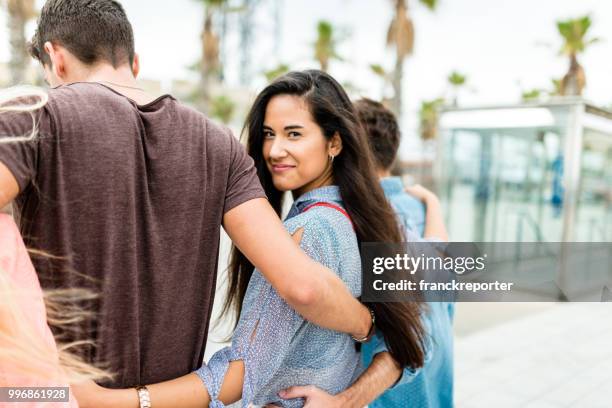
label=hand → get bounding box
[404,184,439,206]
[71,380,109,408]
[277,386,346,408]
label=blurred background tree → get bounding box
[386,0,438,116]
[447,70,467,106]
[314,20,342,72]
[264,63,290,82]
[2,0,37,85]
[210,94,236,124]
[521,88,544,102]
[195,0,227,112]
[419,97,444,140]
[556,15,599,96]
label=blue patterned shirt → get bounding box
[196,186,363,407]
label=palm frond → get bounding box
[556,15,597,56]
[419,0,438,11]
[264,63,290,82]
[448,71,466,86]
[370,64,388,77]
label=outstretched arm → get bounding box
[73,361,244,408]
[223,198,372,339]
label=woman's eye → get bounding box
[288,132,301,139]
[263,131,275,139]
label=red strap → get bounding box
[301,202,355,230]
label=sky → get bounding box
[1,0,611,156]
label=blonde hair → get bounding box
[0,86,48,144]
[0,86,111,383]
[0,268,111,383]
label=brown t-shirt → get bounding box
[0,83,266,387]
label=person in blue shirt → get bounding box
[355,98,455,408]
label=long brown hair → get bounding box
[223,70,427,369]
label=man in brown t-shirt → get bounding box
[0,0,407,404]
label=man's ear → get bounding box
[43,41,66,79]
[329,132,343,157]
[132,53,140,78]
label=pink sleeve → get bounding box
[0,215,79,408]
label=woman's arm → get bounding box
[223,198,372,339]
[73,361,245,408]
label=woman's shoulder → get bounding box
[284,203,354,238]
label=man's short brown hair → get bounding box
[354,98,400,170]
[29,0,135,68]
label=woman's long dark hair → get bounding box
[223,70,427,369]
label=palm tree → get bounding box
[386,0,438,116]
[195,0,227,112]
[418,97,444,140]
[447,70,466,106]
[3,0,37,85]
[556,15,599,96]
[314,20,341,72]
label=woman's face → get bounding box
[262,94,341,197]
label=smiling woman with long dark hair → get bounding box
[77,70,441,408]
[225,70,428,370]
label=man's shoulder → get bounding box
[388,190,425,212]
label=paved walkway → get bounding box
[455,303,612,407]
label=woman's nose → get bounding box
[269,137,288,159]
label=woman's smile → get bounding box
[271,163,296,173]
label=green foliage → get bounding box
[419,97,445,140]
[448,71,467,87]
[522,89,543,102]
[556,15,600,56]
[370,64,388,77]
[195,0,228,7]
[551,78,563,96]
[264,63,290,82]
[210,95,236,124]
[419,98,445,121]
[419,0,439,11]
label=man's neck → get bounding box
[81,64,156,105]
[377,169,392,179]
